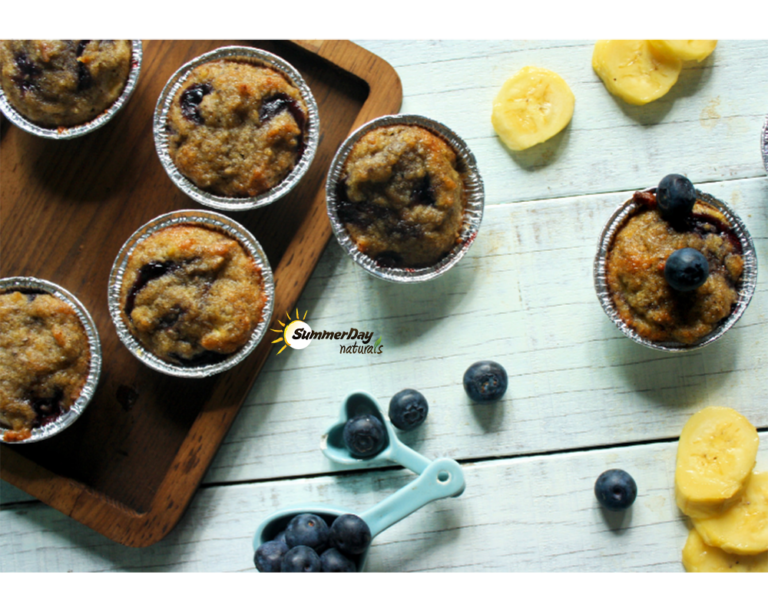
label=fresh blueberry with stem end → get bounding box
[657,174,696,221]
[285,513,330,552]
[320,548,357,572]
[254,539,289,572]
[389,389,429,431]
[664,248,709,292]
[280,546,322,572]
[330,514,372,555]
[343,414,387,458]
[594,469,638,511]
[463,361,508,402]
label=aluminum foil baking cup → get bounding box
[0,40,142,140]
[594,189,758,352]
[326,114,484,283]
[0,277,102,444]
[761,114,768,174]
[108,210,275,378]
[153,46,319,212]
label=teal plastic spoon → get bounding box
[320,390,431,474]
[253,458,465,571]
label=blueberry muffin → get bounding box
[166,60,307,198]
[606,190,744,345]
[0,40,132,127]
[119,224,266,366]
[0,291,91,442]
[335,125,466,268]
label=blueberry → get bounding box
[657,174,696,221]
[594,469,638,511]
[320,548,356,572]
[274,530,287,545]
[253,539,288,572]
[284,513,330,552]
[330,514,372,555]
[280,545,322,572]
[180,83,213,125]
[343,414,387,458]
[388,389,428,431]
[664,248,709,292]
[463,361,508,402]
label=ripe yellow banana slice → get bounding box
[693,472,768,555]
[650,40,717,63]
[592,40,682,106]
[675,406,759,519]
[683,528,768,572]
[491,66,575,151]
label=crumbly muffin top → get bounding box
[606,194,744,345]
[0,291,91,442]
[119,224,266,366]
[0,40,132,127]
[166,60,307,198]
[336,125,465,268]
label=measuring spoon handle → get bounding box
[361,458,465,537]
[387,437,432,474]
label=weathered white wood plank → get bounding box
[201,176,768,484]
[356,40,768,205]
[2,434,765,572]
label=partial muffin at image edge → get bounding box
[0,40,132,128]
[603,188,750,347]
[334,124,467,269]
[0,289,91,442]
[165,59,308,198]
[118,223,268,367]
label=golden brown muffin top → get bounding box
[337,125,465,268]
[0,40,132,127]
[0,291,91,442]
[166,60,307,198]
[119,224,266,365]
[606,194,743,345]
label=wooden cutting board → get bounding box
[0,40,402,547]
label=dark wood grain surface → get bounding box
[0,40,402,546]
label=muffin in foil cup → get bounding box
[0,277,102,444]
[594,189,757,352]
[108,210,275,378]
[0,40,142,140]
[153,46,319,212]
[326,114,484,283]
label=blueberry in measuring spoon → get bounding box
[594,469,637,511]
[657,174,696,221]
[664,248,709,292]
[463,361,508,402]
[254,539,288,572]
[389,389,429,431]
[343,414,387,458]
[320,548,356,572]
[330,514,372,555]
[285,513,330,552]
[281,545,322,572]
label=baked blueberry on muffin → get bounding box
[166,60,307,198]
[0,40,132,127]
[119,224,266,366]
[605,181,745,345]
[336,125,466,268]
[0,291,91,442]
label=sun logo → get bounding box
[271,309,312,355]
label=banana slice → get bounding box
[683,528,768,572]
[693,472,768,555]
[592,40,682,106]
[491,66,575,151]
[675,406,759,519]
[650,40,717,63]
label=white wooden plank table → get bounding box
[2,40,767,572]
